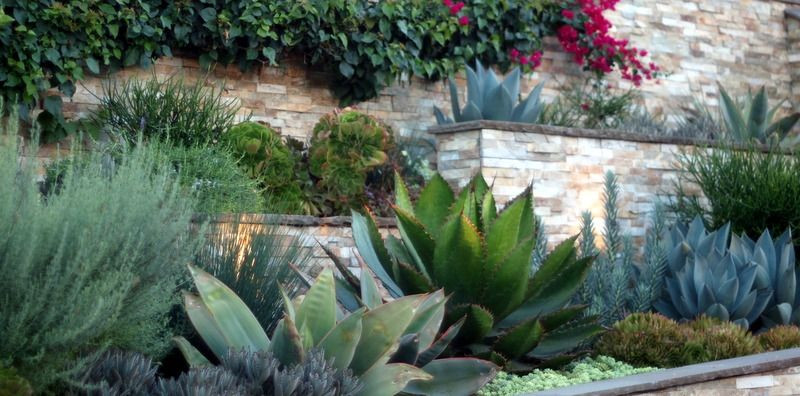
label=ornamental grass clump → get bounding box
[671,146,800,244]
[758,325,800,351]
[0,124,200,391]
[94,74,241,147]
[595,313,686,368]
[597,313,765,368]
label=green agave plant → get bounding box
[176,264,497,396]
[334,172,601,370]
[434,61,544,125]
[718,84,800,145]
[654,216,800,330]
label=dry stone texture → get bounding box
[634,365,800,395]
[435,126,697,249]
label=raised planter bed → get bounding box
[526,348,800,396]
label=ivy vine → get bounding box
[0,0,649,117]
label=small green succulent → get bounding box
[222,121,306,212]
[309,109,393,214]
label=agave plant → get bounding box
[730,228,800,328]
[334,172,601,370]
[654,217,800,330]
[718,84,800,145]
[434,61,544,125]
[176,265,497,396]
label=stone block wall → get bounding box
[433,121,700,247]
[789,12,800,106]
[634,365,800,395]
[58,0,799,143]
[202,215,398,274]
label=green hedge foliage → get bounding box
[0,0,556,107]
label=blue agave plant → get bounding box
[434,61,544,125]
[655,217,799,330]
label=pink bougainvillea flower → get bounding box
[458,15,470,26]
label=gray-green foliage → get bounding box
[655,217,800,331]
[0,125,200,391]
[434,61,544,124]
[93,74,242,147]
[575,172,668,325]
[194,220,312,333]
[477,355,657,395]
[163,144,265,214]
[77,349,359,396]
[530,214,548,273]
[717,84,800,146]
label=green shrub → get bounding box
[597,313,764,368]
[477,356,657,395]
[161,143,264,214]
[194,221,312,333]
[0,0,647,107]
[222,121,307,213]
[308,110,393,215]
[671,146,800,242]
[94,74,241,147]
[595,313,687,368]
[541,79,638,130]
[0,127,200,391]
[758,325,800,351]
[0,367,32,396]
[683,317,763,364]
[574,172,668,326]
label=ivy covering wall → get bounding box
[0,0,653,109]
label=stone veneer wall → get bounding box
[431,121,701,248]
[57,0,799,142]
[633,365,800,395]
[202,215,397,274]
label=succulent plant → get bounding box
[334,172,601,370]
[758,325,800,351]
[176,265,496,395]
[222,121,306,212]
[595,313,687,368]
[655,217,800,331]
[654,217,773,329]
[731,229,800,328]
[575,172,668,326]
[308,109,393,214]
[434,61,544,125]
[77,349,360,396]
[598,313,764,368]
[683,316,763,364]
[718,84,800,145]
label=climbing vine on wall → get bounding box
[0,0,657,111]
